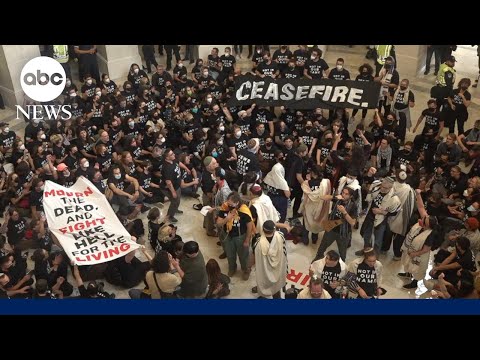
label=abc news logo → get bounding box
[17,56,71,120]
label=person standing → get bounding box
[391,79,415,144]
[473,45,480,88]
[216,192,254,280]
[49,45,72,82]
[374,45,395,76]
[431,55,456,110]
[445,78,472,135]
[286,144,308,219]
[252,220,287,299]
[164,45,181,71]
[424,45,442,76]
[351,63,375,123]
[74,45,100,83]
[142,45,158,74]
[162,148,182,223]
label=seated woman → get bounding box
[0,250,33,298]
[345,247,385,299]
[205,258,230,299]
[178,153,200,199]
[31,249,74,297]
[128,250,184,299]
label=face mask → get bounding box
[125,87,132,91]
[305,125,312,130]
[86,79,93,85]
[64,171,70,177]
[266,143,272,148]
[336,65,343,70]
[192,107,198,114]
[70,92,76,98]
[257,50,262,54]
[346,178,354,184]
[289,65,295,69]
[83,161,90,168]
[104,78,110,84]
[464,189,470,197]
[18,144,25,151]
[128,121,134,127]
[73,104,78,109]
[40,185,45,191]
[461,86,468,90]
[404,149,411,154]
[467,205,477,212]
[40,134,46,140]
[160,137,166,143]
[178,63,184,68]
[114,174,121,180]
[133,68,139,74]
[219,125,225,132]
[3,127,9,133]
[217,140,223,146]
[66,80,71,86]
[385,64,392,70]
[203,71,209,76]
[235,130,242,138]
[228,204,237,211]
[207,98,212,103]
[212,151,218,158]
[310,55,316,60]
[362,71,368,75]
[96,91,102,97]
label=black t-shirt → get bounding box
[218,209,252,236]
[356,261,378,297]
[208,54,220,71]
[81,83,96,98]
[29,189,44,211]
[456,249,477,272]
[201,170,216,194]
[282,66,301,79]
[445,173,468,195]
[393,90,415,110]
[355,74,374,82]
[220,54,236,73]
[299,128,318,147]
[75,166,95,181]
[421,108,442,132]
[272,49,292,68]
[236,149,260,176]
[328,68,350,81]
[7,218,27,245]
[256,61,279,77]
[450,89,471,114]
[162,160,182,190]
[320,262,342,298]
[114,105,133,119]
[304,58,329,79]
[287,154,304,188]
[293,49,309,66]
[252,109,273,125]
[227,134,249,153]
[0,131,16,149]
[396,149,417,166]
[235,116,253,134]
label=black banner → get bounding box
[227,75,381,109]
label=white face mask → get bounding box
[178,63,183,68]
[40,134,46,140]
[464,189,470,197]
[19,144,25,151]
[160,137,166,143]
[128,121,135,127]
[70,92,76,98]
[104,78,110,84]
[310,55,316,60]
[33,119,40,125]
[207,98,212,103]
[96,91,102,97]
[235,130,242,138]
[336,65,343,70]
[219,125,225,132]
[133,68,139,74]
[83,161,90,168]
[467,205,477,212]
[86,79,93,85]
[203,71,209,76]
[3,127,9,133]
[114,174,121,180]
[257,50,262,54]
[66,80,71,86]
[346,178,354,184]
[64,171,70,177]
[217,140,223,146]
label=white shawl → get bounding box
[254,231,287,296]
[299,178,331,233]
[263,162,290,191]
[250,194,280,235]
[401,223,432,280]
[388,182,416,236]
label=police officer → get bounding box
[74,45,101,83]
[430,55,456,110]
[48,45,72,81]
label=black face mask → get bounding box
[266,235,274,242]
[228,205,237,211]
[325,139,333,145]
[385,64,392,70]
[305,126,313,130]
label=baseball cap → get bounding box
[57,163,68,172]
[447,55,457,62]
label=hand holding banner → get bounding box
[43,176,140,265]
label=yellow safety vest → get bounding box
[436,63,456,87]
[375,45,392,65]
[53,45,69,63]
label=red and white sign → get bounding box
[43,177,140,265]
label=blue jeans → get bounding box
[361,216,388,250]
[270,194,288,223]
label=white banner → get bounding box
[43,176,140,265]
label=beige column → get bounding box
[96,45,142,83]
[0,45,41,107]
[395,45,428,78]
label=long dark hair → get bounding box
[206,258,221,287]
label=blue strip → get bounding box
[1,299,480,315]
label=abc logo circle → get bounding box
[20,56,66,102]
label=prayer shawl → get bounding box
[263,162,290,191]
[250,194,280,236]
[388,182,416,236]
[401,223,432,280]
[310,257,347,278]
[378,58,396,103]
[299,178,331,233]
[220,203,253,233]
[254,231,288,297]
[337,176,362,215]
[214,181,232,208]
[391,87,413,129]
[366,180,401,227]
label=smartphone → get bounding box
[26,270,35,276]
